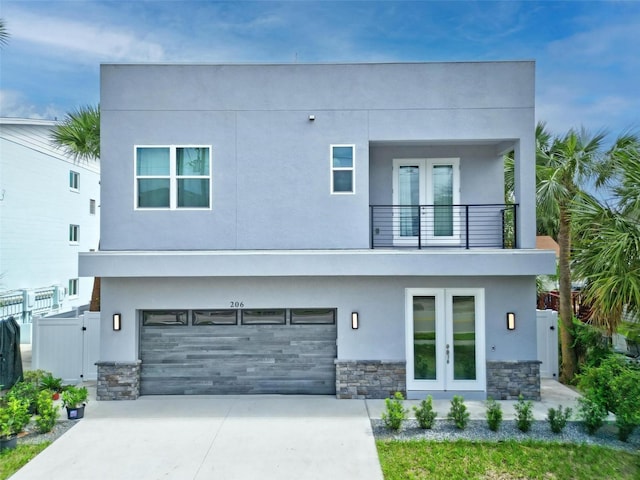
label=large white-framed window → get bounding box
[69,170,79,191]
[330,144,355,194]
[69,224,79,244]
[135,145,211,209]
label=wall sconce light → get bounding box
[113,313,122,331]
[308,114,315,121]
[506,312,516,330]
[351,312,359,329]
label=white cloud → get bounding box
[0,90,61,120]
[8,10,165,63]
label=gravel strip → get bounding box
[17,418,78,446]
[372,419,640,452]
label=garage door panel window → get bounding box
[143,310,188,326]
[192,310,238,325]
[291,309,336,325]
[242,309,286,325]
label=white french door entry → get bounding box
[392,158,461,246]
[405,288,486,392]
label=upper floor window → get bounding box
[69,171,79,191]
[135,146,211,209]
[68,278,78,297]
[69,224,79,243]
[89,199,96,215]
[330,145,354,194]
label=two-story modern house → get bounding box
[79,62,555,401]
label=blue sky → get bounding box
[1,1,639,137]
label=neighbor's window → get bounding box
[135,146,211,209]
[89,199,96,215]
[290,309,336,325]
[69,171,79,190]
[330,145,354,194]
[241,309,286,325]
[68,278,78,297]
[69,224,79,243]
[142,310,188,326]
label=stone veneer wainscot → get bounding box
[486,360,541,400]
[335,360,406,399]
[96,360,141,400]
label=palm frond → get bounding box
[50,105,100,161]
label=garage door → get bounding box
[140,308,337,395]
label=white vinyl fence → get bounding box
[536,309,559,379]
[32,311,100,383]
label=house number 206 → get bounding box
[230,301,244,308]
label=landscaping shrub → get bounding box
[0,397,30,439]
[447,395,470,430]
[485,397,503,432]
[381,392,407,431]
[515,395,534,432]
[413,395,437,429]
[7,381,39,415]
[577,354,640,442]
[35,390,58,434]
[577,397,608,435]
[547,405,572,434]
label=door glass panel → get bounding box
[452,296,476,380]
[399,166,420,236]
[433,165,453,236]
[413,296,436,380]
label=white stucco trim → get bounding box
[79,249,555,278]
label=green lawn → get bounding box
[376,439,640,480]
[0,443,51,480]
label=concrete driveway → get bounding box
[12,395,384,480]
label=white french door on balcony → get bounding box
[405,288,486,392]
[392,158,460,246]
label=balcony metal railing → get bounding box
[370,204,518,249]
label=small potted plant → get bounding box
[61,386,89,420]
[0,397,31,451]
[40,374,64,400]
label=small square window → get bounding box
[68,278,78,297]
[69,171,79,190]
[330,145,354,194]
[89,199,96,215]
[69,224,79,243]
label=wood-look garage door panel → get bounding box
[140,324,336,395]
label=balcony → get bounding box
[370,204,518,249]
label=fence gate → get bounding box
[536,309,559,379]
[32,312,100,383]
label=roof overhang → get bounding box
[79,249,556,278]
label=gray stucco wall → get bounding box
[99,62,535,251]
[100,275,537,365]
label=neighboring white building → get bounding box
[0,118,100,333]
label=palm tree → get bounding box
[536,125,611,382]
[572,134,640,335]
[51,105,101,310]
[51,105,100,161]
[0,19,9,47]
